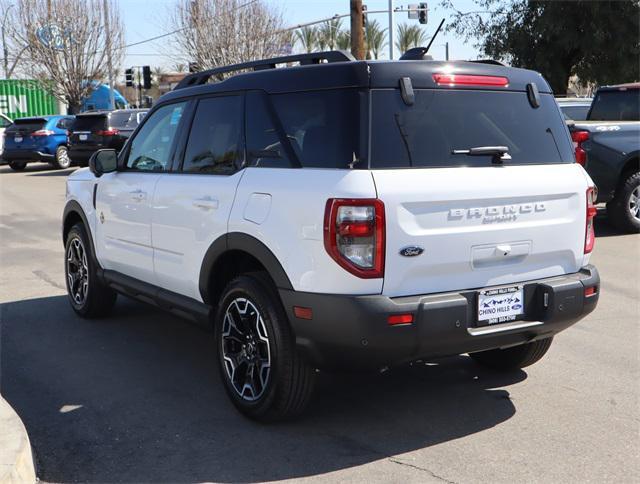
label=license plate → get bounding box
[14,136,22,143]
[477,285,524,325]
[79,134,88,141]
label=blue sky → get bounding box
[121,0,482,71]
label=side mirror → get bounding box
[89,149,118,177]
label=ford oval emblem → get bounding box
[400,246,424,257]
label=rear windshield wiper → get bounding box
[452,145,511,164]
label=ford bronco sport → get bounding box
[63,51,600,421]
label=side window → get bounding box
[126,102,186,172]
[246,91,295,168]
[56,118,71,130]
[182,96,242,175]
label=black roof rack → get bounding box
[469,59,505,66]
[174,50,355,90]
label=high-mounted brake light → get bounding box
[585,187,597,254]
[324,198,385,278]
[571,130,589,166]
[432,74,509,87]
[31,129,54,137]
[95,128,119,136]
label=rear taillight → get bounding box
[571,130,590,166]
[95,128,119,136]
[432,73,509,87]
[585,187,597,254]
[324,198,385,278]
[31,129,54,137]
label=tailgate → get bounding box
[374,164,589,297]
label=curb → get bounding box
[0,396,36,484]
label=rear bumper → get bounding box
[1,149,54,162]
[279,265,599,370]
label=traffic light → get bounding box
[419,2,428,24]
[125,68,133,87]
[142,66,152,90]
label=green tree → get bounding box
[317,18,342,50]
[443,0,640,93]
[395,24,427,54]
[365,19,387,59]
[295,26,317,53]
[336,29,351,51]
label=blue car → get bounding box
[2,115,75,171]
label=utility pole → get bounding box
[388,0,394,60]
[445,41,449,61]
[350,0,365,60]
[103,0,115,110]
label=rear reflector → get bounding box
[585,187,597,254]
[433,74,509,87]
[388,314,414,325]
[293,306,313,320]
[584,286,597,297]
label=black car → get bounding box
[68,109,148,165]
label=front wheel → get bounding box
[8,161,26,171]
[216,273,316,421]
[470,337,553,371]
[607,171,640,233]
[65,223,117,318]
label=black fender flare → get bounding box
[198,232,293,304]
[62,200,101,267]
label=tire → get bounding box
[215,272,316,421]
[64,223,117,318]
[470,337,553,371]
[607,171,640,233]
[8,161,26,171]
[52,145,71,169]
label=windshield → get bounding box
[588,89,640,121]
[370,89,574,168]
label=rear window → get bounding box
[73,115,107,131]
[560,104,591,121]
[370,89,574,168]
[588,89,640,121]
[110,111,133,128]
[270,89,365,169]
[6,119,46,133]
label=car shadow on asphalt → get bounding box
[1,295,525,483]
[0,163,78,176]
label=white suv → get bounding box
[63,52,600,420]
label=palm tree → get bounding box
[395,24,427,55]
[336,30,350,51]
[295,26,317,53]
[365,20,387,59]
[172,63,187,73]
[317,18,342,50]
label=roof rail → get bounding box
[469,59,505,66]
[174,50,355,90]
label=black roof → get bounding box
[159,52,552,105]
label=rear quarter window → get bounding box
[370,89,575,168]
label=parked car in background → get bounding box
[2,115,74,171]
[68,109,148,166]
[568,83,639,232]
[0,113,12,158]
[557,97,593,121]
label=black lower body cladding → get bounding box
[1,149,54,162]
[280,266,599,371]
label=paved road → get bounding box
[1,163,638,483]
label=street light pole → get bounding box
[388,0,394,59]
[103,0,115,111]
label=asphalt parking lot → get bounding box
[0,162,638,483]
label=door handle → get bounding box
[192,197,219,210]
[129,189,147,202]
